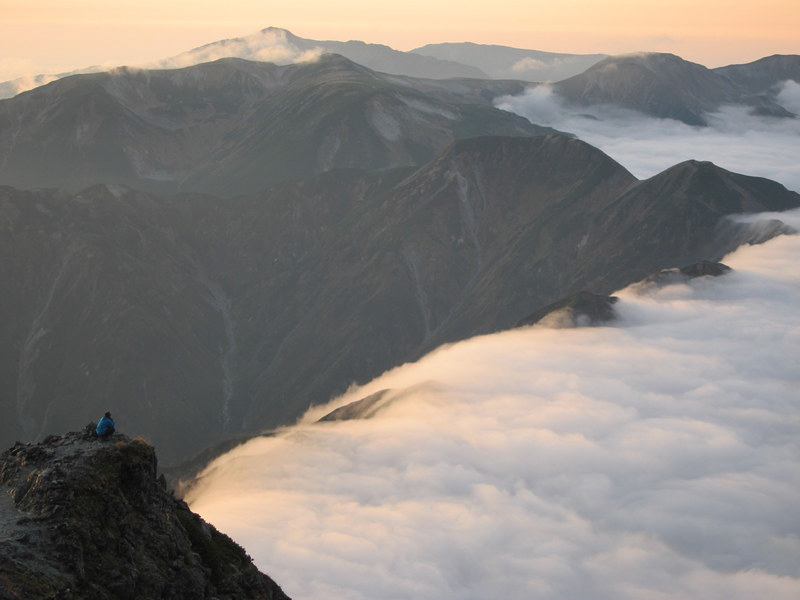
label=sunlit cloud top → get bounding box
[189,210,800,600]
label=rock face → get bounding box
[516,291,619,328]
[0,431,289,600]
[1,137,798,465]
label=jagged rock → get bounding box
[678,260,732,278]
[0,431,289,600]
[317,383,444,423]
[516,290,619,328]
[638,260,733,288]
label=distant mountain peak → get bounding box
[152,27,487,80]
[0,55,546,195]
[605,51,686,62]
[554,53,747,125]
[411,41,606,82]
[260,25,291,35]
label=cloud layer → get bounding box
[496,84,800,193]
[188,210,800,600]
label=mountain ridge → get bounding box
[2,135,797,462]
[0,26,607,99]
[0,54,550,196]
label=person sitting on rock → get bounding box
[96,412,116,439]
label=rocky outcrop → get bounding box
[515,260,734,329]
[637,260,733,288]
[516,291,619,328]
[0,431,289,600]
[318,389,394,422]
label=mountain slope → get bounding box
[1,136,797,463]
[0,184,235,460]
[0,55,547,196]
[571,159,800,289]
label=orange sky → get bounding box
[1,0,798,80]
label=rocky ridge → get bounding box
[0,430,289,600]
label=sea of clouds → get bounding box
[496,81,800,193]
[188,209,800,600]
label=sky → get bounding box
[1,0,800,81]
[188,208,800,600]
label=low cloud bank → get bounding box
[496,84,800,192]
[0,74,59,98]
[777,80,800,114]
[188,210,800,600]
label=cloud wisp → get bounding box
[0,29,325,99]
[148,28,323,70]
[496,84,800,193]
[188,210,800,600]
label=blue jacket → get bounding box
[96,416,115,436]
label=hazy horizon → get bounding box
[2,1,799,82]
